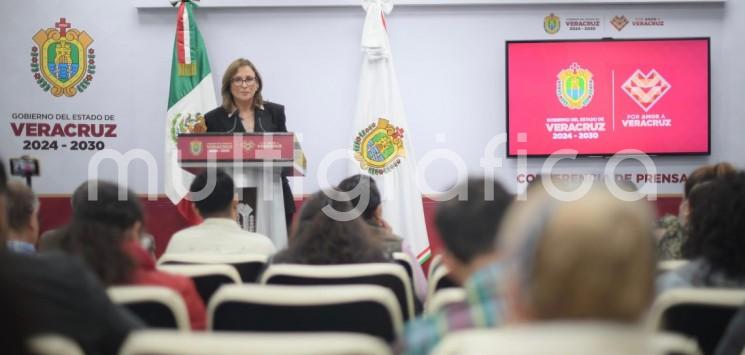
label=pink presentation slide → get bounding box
[507,39,709,156]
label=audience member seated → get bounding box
[337,174,428,302]
[658,171,745,291]
[491,182,658,355]
[59,180,207,330]
[657,162,735,260]
[0,161,143,355]
[163,169,275,256]
[4,180,39,254]
[273,190,387,264]
[397,177,513,355]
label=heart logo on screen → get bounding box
[621,69,671,112]
[610,15,629,31]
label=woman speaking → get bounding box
[204,58,295,226]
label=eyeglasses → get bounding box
[231,76,257,86]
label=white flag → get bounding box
[350,0,430,263]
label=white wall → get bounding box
[1,1,743,196]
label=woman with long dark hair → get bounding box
[61,180,206,330]
[658,171,745,291]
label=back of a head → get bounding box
[71,180,143,228]
[684,162,736,198]
[190,169,234,217]
[282,190,386,265]
[5,180,38,234]
[337,174,380,221]
[435,178,513,263]
[64,180,143,285]
[501,183,656,323]
[683,171,745,279]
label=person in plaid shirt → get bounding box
[397,178,513,355]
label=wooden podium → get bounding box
[177,133,305,249]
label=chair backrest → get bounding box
[426,263,459,302]
[428,254,443,281]
[432,324,687,355]
[28,335,84,355]
[158,264,241,305]
[208,284,403,343]
[261,263,415,320]
[392,252,414,281]
[158,253,268,283]
[658,260,690,276]
[119,330,392,355]
[649,288,745,355]
[107,286,190,331]
[425,287,467,315]
[652,332,703,355]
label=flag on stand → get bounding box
[164,0,217,224]
[350,0,430,264]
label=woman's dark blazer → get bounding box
[204,102,296,216]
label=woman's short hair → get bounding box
[278,190,386,265]
[221,58,264,113]
[337,174,380,221]
[500,183,656,323]
[62,180,144,285]
[683,171,745,279]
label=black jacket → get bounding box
[204,102,295,215]
[0,252,142,355]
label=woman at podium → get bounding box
[204,58,295,226]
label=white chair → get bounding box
[119,330,392,355]
[425,288,467,315]
[657,260,689,275]
[208,284,403,343]
[28,335,84,355]
[261,263,415,320]
[432,323,694,355]
[653,332,703,355]
[428,254,444,281]
[648,288,745,355]
[107,286,190,331]
[158,253,268,283]
[158,264,241,304]
[426,263,460,303]
[392,252,414,280]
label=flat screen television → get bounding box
[506,38,710,157]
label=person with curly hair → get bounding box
[658,171,745,291]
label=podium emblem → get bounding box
[189,140,203,156]
[556,62,594,110]
[353,118,406,175]
[31,18,95,97]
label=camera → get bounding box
[9,156,40,177]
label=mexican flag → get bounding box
[350,1,430,264]
[164,0,217,223]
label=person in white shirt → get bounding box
[163,169,275,256]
